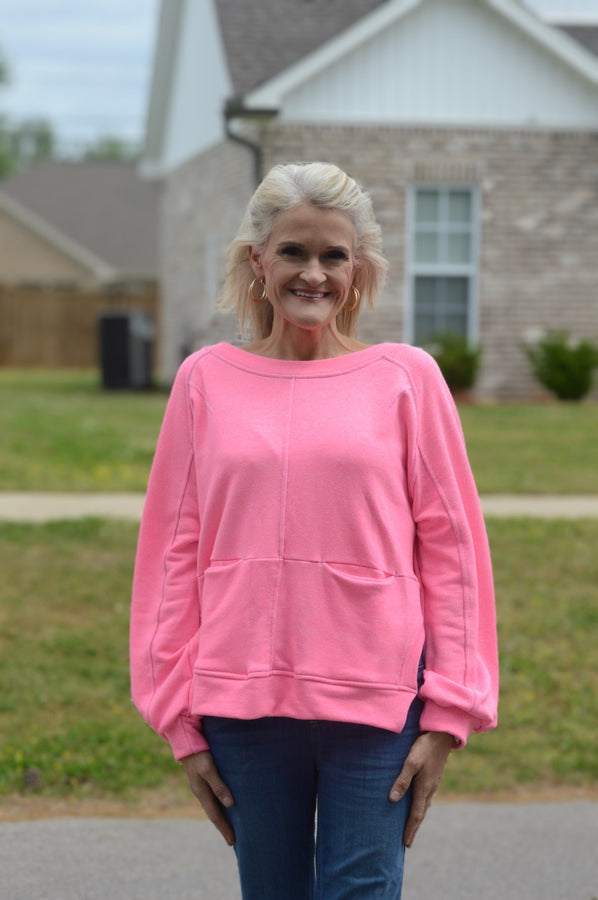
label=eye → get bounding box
[326,249,349,261]
[280,244,303,257]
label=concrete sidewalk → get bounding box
[0,492,146,522]
[2,802,597,900]
[2,491,598,522]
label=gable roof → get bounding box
[214,0,598,101]
[215,0,386,95]
[0,160,159,281]
[243,0,598,108]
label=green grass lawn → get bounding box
[0,518,596,801]
[0,369,597,494]
[459,403,598,495]
[0,370,167,492]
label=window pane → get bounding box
[446,277,468,305]
[414,277,439,342]
[414,314,437,342]
[446,315,468,336]
[414,276,437,305]
[415,233,440,263]
[416,190,439,223]
[414,276,469,343]
[448,191,472,223]
[447,233,471,263]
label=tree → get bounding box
[0,47,56,178]
[83,135,139,162]
[0,47,12,177]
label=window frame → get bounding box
[404,184,480,346]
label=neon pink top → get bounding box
[130,342,498,760]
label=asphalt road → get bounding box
[2,802,597,899]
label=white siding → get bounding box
[278,0,598,127]
[162,0,232,172]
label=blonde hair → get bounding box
[219,162,388,339]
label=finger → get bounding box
[389,759,418,802]
[195,755,234,809]
[194,781,236,847]
[403,785,430,848]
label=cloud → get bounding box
[0,0,159,144]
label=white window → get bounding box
[406,186,479,344]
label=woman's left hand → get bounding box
[389,731,454,847]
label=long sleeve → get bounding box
[406,350,498,747]
[130,355,209,760]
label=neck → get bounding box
[252,322,363,361]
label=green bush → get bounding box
[524,330,598,401]
[423,332,482,394]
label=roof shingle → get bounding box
[215,0,387,94]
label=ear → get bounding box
[248,246,263,279]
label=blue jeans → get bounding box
[203,693,423,900]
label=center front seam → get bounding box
[269,376,296,669]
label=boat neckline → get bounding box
[210,341,395,376]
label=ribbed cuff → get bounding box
[166,715,210,760]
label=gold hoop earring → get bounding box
[344,285,360,312]
[249,278,268,304]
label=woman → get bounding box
[130,162,498,899]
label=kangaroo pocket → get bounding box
[273,559,424,688]
[196,558,279,675]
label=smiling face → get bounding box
[249,203,358,334]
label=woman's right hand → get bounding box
[180,751,236,846]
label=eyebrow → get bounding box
[276,241,351,252]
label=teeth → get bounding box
[294,290,326,298]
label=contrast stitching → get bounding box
[269,377,296,668]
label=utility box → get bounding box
[99,312,154,390]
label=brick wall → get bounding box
[263,124,598,398]
[161,124,598,397]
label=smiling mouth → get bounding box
[291,289,330,301]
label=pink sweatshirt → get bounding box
[130,342,498,760]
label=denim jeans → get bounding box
[202,692,423,900]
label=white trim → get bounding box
[0,190,116,282]
[246,0,598,111]
[543,16,598,24]
[485,0,598,83]
[140,0,185,177]
[275,114,598,130]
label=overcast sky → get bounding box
[0,0,159,152]
[0,0,597,155]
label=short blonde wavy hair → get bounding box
[219,162,388,340]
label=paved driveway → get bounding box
[2,802,597,899]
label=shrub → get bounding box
[523,330,598,401]
[423,332,482,394]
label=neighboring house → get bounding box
[142,0,598,396]
[0,159,159,288]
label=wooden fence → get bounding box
[0,285,159,368]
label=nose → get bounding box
[300,257,325,285]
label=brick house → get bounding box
[142,0,598,396]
